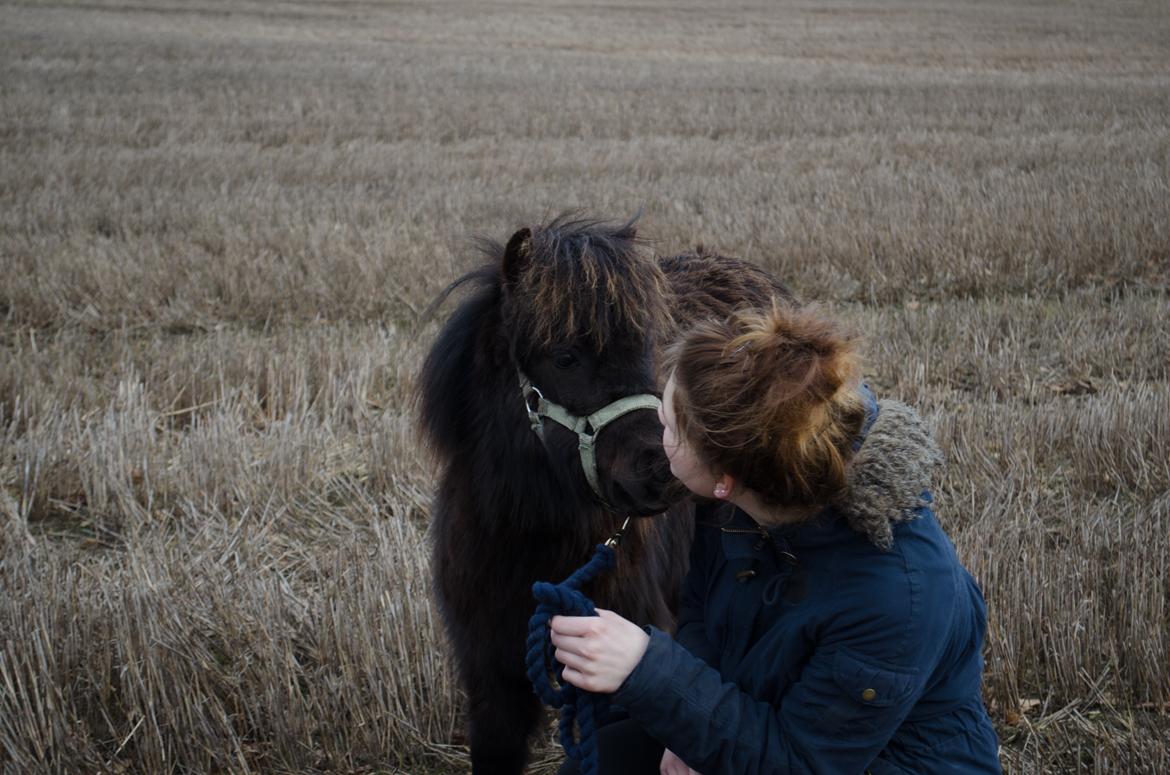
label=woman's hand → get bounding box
[660,748,702,775]
[549,608,650,693]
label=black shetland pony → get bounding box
[418,215,792,774]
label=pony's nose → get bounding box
[635,448,664,477]
[645,450,673,485]
[610,478,671,516]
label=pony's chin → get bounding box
[604,479,687,517]
[625,501,672,518]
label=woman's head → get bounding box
[659,302,867,514]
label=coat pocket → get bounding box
[821,648,922,739]
[831,647,920,709]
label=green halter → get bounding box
[518,371,662,504]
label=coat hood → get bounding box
[834,399,944,549]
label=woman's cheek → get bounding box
[672,455,702,493]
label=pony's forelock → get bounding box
[499,214,670,354]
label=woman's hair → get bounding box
[664,301,867,513]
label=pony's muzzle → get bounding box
[600,426,684,516]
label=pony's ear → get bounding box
[501,227,532,286]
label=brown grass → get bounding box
[2,0,1169,772]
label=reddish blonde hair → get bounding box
[665,302,867,513]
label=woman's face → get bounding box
[659,374,720,498]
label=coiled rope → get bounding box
[525,542,617,775]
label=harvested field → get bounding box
[2,0,1169,772]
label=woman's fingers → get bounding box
[550,614,604,637]
[554,647,590,673]
[549,632,594,668]
[660,748,701,775]
[559,664,601,692]
[660,748,681,775]
[549,628,589,650]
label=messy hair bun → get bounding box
[665,301,867,513]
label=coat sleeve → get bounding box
[614,628,925,775]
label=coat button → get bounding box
[861,688,877,702]
[735,569,757,583]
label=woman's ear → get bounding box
[713,473,736,500]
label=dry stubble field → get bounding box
[2,0,1169,772]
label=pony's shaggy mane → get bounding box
[493,214,671,354]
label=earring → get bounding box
[714,483,729,498]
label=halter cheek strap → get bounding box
[519,371,662,502]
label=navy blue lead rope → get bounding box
[526,543,617,775]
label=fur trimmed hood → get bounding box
[833,399,944,549]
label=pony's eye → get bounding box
[553,351,578,369]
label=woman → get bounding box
[550,303,1000,774]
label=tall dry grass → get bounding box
[2,0,1169,772]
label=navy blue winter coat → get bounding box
[612,400,1001,774]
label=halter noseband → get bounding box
[518,371,661,505]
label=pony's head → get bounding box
[495,215,681,516]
